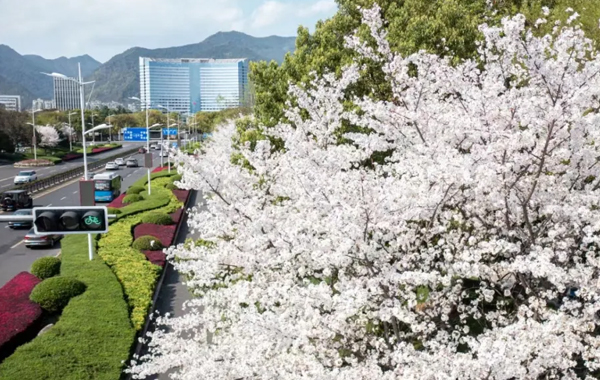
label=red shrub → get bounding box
[62,153,83,161]
[134,224,177,247]
[90,147,114,154]
[108,193,127,209]
[172,189,190,203]
[143,251,166,267]
[170,208,184,224]
[0,272,43,352]
[152,166,168,173]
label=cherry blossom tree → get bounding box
[129,6,600,380]
[36,125,60,148]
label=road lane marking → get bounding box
[60,197,66,200]
[126,174,131,178]
[47,204,52,206]
[5,225,9,228]
[11,240,24,249]
[0,177,13,182]
[73,191,78,194]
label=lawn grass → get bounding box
[0,235,135,380]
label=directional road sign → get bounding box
[162,128,177,136]
[123,127,148,142]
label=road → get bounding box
[0,148,163,288]
[0,142,146,191]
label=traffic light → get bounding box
[33,206,109,235]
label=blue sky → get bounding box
[0,0,338,62]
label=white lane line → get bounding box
[60,197,66,200]
[5,225,9,228]
[1,184,10,188]
[11,240,24,249]
[47,204,52,207]
[73,191,78,194]
[0,177,13,182]
[126,174,131,178]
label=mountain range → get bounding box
[0,31,296,109]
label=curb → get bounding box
[129,189,194,366]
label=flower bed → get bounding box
[0,272,42,360]
[91,147,114,154]
[61,153,83,161]
[142,251,166,267]
[134,224,177,248]
[170,208,184,224]
[107,193,127,208]
[172,189,190,203]
[14,158,55,167]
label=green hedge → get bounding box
[141,211,173,225]
[132,236,164,251]
[30,257,61,280]
[123,194,143,204]
[0,235,135,379]
[126,186,144,195]
[30,277,86,313]
[97,176,182,330]
[107,207,121,215]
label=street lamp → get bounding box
[42,64,96,261]
[28,109,42,160]
[67,112,77,151]
[130,96,158,195]
[146,123,162,195]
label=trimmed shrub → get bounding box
[165,183,177,190]
[141,211,173,225]
[29,277,86,313]
[107,207,122,215]
[126,186,144,195]
[132,235,164,251]
[134,224,177,248]
[170,174,182,182]
[123,194,143,204]
[30,257,61,280]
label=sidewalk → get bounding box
[140,190,203,380]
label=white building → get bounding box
[53,76,80,110]
[32,98,55,111]
[0,95,21,111]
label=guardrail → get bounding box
[7,147,141,195]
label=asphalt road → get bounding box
[0,142,147,191]
[0,148,164,287]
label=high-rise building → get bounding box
[139,57,249,114]
[32,98,55,111]
[53,76,80,110]
[0,95,21,111]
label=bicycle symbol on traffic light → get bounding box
[84,215,100,226]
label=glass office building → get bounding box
[53,76,80,110]
[139,57,249,114]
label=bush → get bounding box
[30,257,61,280]
[29,277,86,313]
[126,186,144,195]
[132,235,164,251]
[107,207,122,215]
[141,212,173,225]
[165,183,177,190]
[123,194,143,204]
[171,174,182,182]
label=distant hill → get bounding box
[0,45,101,108]
[88,31,296,103]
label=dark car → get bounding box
[8,209,33,229]
[24,228,62,248]
[138,147,146,154]
[1,190,33,211]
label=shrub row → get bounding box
[97,174,183,330]
[30,257,61,280]
[0,235,135,380]
[0,272,42,360]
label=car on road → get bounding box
[115,158,125,166]
[14,170,37,185]
[105,162,119,170]
[138,147,147,154]
[24,228,62,248]
[126,158,138,167]
[150,143,159,150]
[1,190,33,211]
[160,150,169,157]
[8,209,33,229]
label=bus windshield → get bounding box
[94,180,112,191]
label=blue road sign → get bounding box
[171,142,178,148]
[162,128,177,136]
[123,128,147,141]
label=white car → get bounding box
[160,150,169,157]
[150,143,160,150]
[105,162,119,170]
[115,158,125,166]
[14,170,37,185]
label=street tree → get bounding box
[36,125,60,148]
[129,7,600,380]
